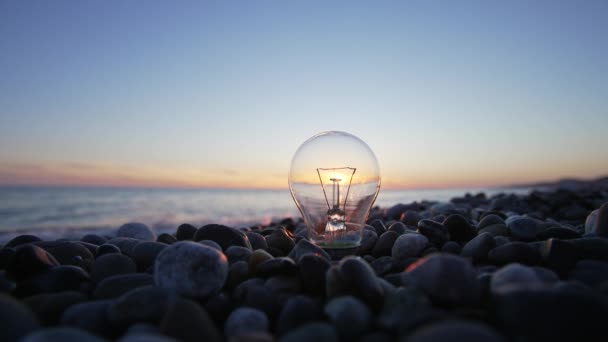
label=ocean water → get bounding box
[0,186,531,241]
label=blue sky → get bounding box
[1,0,607,189]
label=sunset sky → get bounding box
[1,1,607,190]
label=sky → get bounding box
[1,0,607,190]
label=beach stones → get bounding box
[117,223,156,241]
[488,242,540,265]
[246,232,268,250]
[23,291,86,325]
[372,231,399,257]
[154,241,228,297]
[225,246,253,264]
[417,219,449,247]
[224,307,269,338]
[507,217,543,241]
[176,224,197,241]
[406,321,506,342]
[391,233,428,260]
[327,256,384,311]
[132,242,167,271]
[490,263,545,295]
[442,214,476,243]
[279,322,339,342]
[288,239,330,262]
[194,224,252,250]
[160,298,221,342]
[324,296,372,340]
[298,254,330,296]
[20,327,106,342]
[6,234,42,248]
[462,232,495,263]
[93,274,154,299]
[0,293,41,341]
[107,286,171,326]
[8,244,59,280]
[406,253,479,306]
[276,295,322,336]
[358,229,377,254]
[266,229,295,255]
[592,203,608,237]
[91,254,136,283]
[61,300,114,336]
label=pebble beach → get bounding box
[2,185,608,342]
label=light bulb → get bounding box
[289,131,381,254]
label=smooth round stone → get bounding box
[401,210,421,226]
[507,217,542,241]
[0,270,15,293]
[334,256,384,311]
[430,202,456,216]
[156,234,177,245]
[377,286,431,331]
[540,238,577,276]
[441,241,462,254]
[255,257,297,277]
[568,260,608,288]
[93,274,154,299]
[298,254,330,296]
[388,222,409,235]
[477,215,505,230]
[0,293,41,341]
[117,223,156,241]
[493,289,608,341]
[585,209,599,234]
[81,234,107,246]
[91,254,136,283]
[491,263,545,295]
[8,244,59,280]
[176,224,198,241]
[279,322,339,342]
[386,204,409,221]
[570,238,608,260]
[266,229,295,255]
[246,232,268,250]
[34,241,94,268]
[372,231,400,257]
[249,249,274,274]
[357,229,377,254]
[371,256,397,276]
[0,247,15,270]
[107,286,171,326]
[368,219,387,236]
[61,300,113,336]
[154,241,228,297]
[227,261,251,289]
[160,298,221,342]
[125,323,160,336]
[24,291,87,325]
[417,219,449,247]
[488,242,540,265]
[276,295,322,336]
[406,321,506,342]
[406,253,479,306]
[536,227,581,240]
[16,265,90,297]
[226,246,253,264]
[198,240,222,251]
[288,239,330,262]
[105,238,141,257]
[96,244,121,257]
[595,203,608,237]
[224,307,269,338]
[493,236,510,246]
[194,224,252,250]
[203,292,232,325]
[392,233,428,260]
[132,242,167,271]
[461,232,495,263]
[443,214,476,243]
[6,234,42,248]
[478,224,510,237]
[20,327,106,342]
[265,275,301,298]
[324,296,371,340]
[117,333,177,342]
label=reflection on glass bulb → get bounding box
[289,131,381,254]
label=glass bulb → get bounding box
[289,131,381,252]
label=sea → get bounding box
[0,186,532,242]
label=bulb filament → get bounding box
[317,167,356,233]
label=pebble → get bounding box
[330,256,384,311]
[507,217,543,241]
[227,261,251,289]
[131,241,167,271]
[536,226,581,240]
[160,298,221,342]
[569,237,608,260]
[568,260,608,288]
[391,233,428,260]
[16,265,90,297]
[255,257,297,277]
[156,233,177,245]
[490,263,545,295]
[24,291,87,325]
[117,223,156,241]
[357,229,377,255]
[8,244,59,281]
[417,219,449,247]
[194,224,252,250]
[279,322,339,342]
[539,238,578,276]
[6,234,43,248]
[225,246,253,264]
[266,229,295,255]
[406,321,507,342]
[298,254,330,296]
[387,221,409,235]
[443,214,476,243]
[488,242,540,265]
[154,241,228,297]
[248,249,274,274]
[224,307,269,338]
[376,286,431,331]
[117,333,177,342]
[287,239,330,262]
[368,219,387,236]
[106,286,171,327]
[61,300,113,336]
[93,274,154,299]
[324,296,371,340]
[246,232,268,250]
[96,244,121,257]
[105,238,141,257]
[406,253,479,306]
[91,254,136,283]
[198,240,222,251]
[594,203,608,237]
[81,234,107,246]
[0,293,41,341]
[372,231,399,257]
[20,327,107,342]
[401,210,421,226]
[176,223,198,240]
[35,241,94,268]
[461,232,495,263]
[276,295,322,336]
